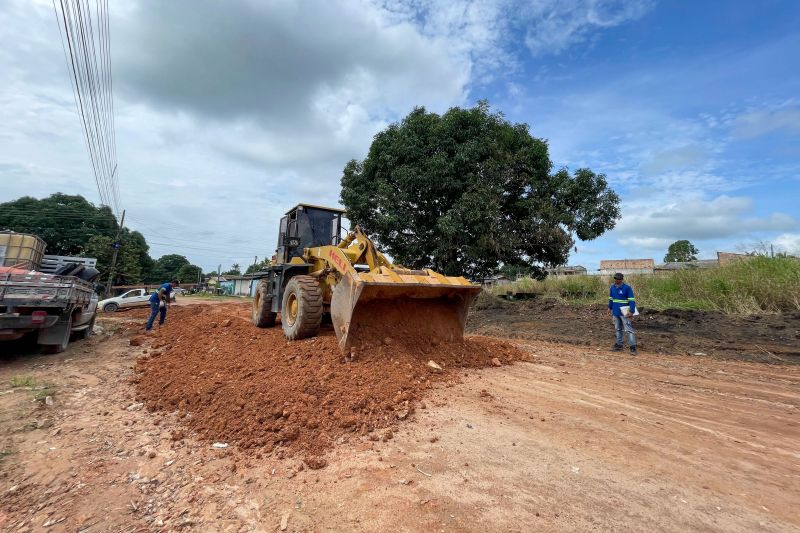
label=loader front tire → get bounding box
[253,280,277,328]
[281,275,322,340]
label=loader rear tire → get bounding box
[253,280,277,328]
[281,275,322,340]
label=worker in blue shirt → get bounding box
[606,273,637,355]
[145,280,179,331]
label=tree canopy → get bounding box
[245,258,273,274]
[222,263,242,276]
[0,194,215,286]
[0,193,151,284]
[664,240,699,262]
[175,263,203,283]
[341,103,620,278]
[147,254,190,283]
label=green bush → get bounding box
[491,257,800,314]
[10,376,37,388]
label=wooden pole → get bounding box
[105,209,126,297]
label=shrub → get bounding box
[491,257,800,314]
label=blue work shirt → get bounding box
[608,283,636,316]
[149,283,173,303]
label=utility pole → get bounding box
[217,263,222,294]
[250,255,258,296]
[771,244,774,258]
[105,209,126,298]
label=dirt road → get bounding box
[1,301,799,531]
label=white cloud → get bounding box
[522,0,653,55]
[639,144,709,177]
[616,236,672,250]
[773,233,800,255]
[732,105,800,139]
[376,0,655,78]
[615,195,796,243]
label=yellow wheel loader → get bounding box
[252,204,481,353]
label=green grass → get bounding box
[9,375,56,401]
[10,376,37,388]
[492,256,800,315]
[32,384,57,402]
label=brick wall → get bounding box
[717,252,750,266]
[599,259,655,270]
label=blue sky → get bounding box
[0,0,798,272]
[488,0,800,267]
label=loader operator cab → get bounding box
[276,204,345,265]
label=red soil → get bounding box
[133,303,525,461]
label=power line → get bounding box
[52,0,120,219]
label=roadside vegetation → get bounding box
[490,257,800,314]
[9,375,37,388]
[8,375,56,402]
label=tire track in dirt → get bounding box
[478,342,800,528]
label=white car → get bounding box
[99,288,152,312]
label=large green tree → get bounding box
[175,263,203,283]
[664,240,699,262]
[147,254,190,283]
[84,230,153,285]
[0,193,117,256]
[222,263,241,276]
[0,193,153,283]
[245,258,272,274]
[341,103,620,278]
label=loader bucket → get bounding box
[330,271,481,354]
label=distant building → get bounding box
[598,259,655,276]
[546,265,587,277]
[223,275,257,296]
[717,251,751,266]
[219,281,235,295]
[481,275,511,288]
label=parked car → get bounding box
[99,288,152,312]
[170,287,187,302]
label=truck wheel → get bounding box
[281,275,322,340]
[103,302,118,312]
[252,280,276,327]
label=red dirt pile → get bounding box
[133,303,525,458]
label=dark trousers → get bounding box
[146,301,166,330]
